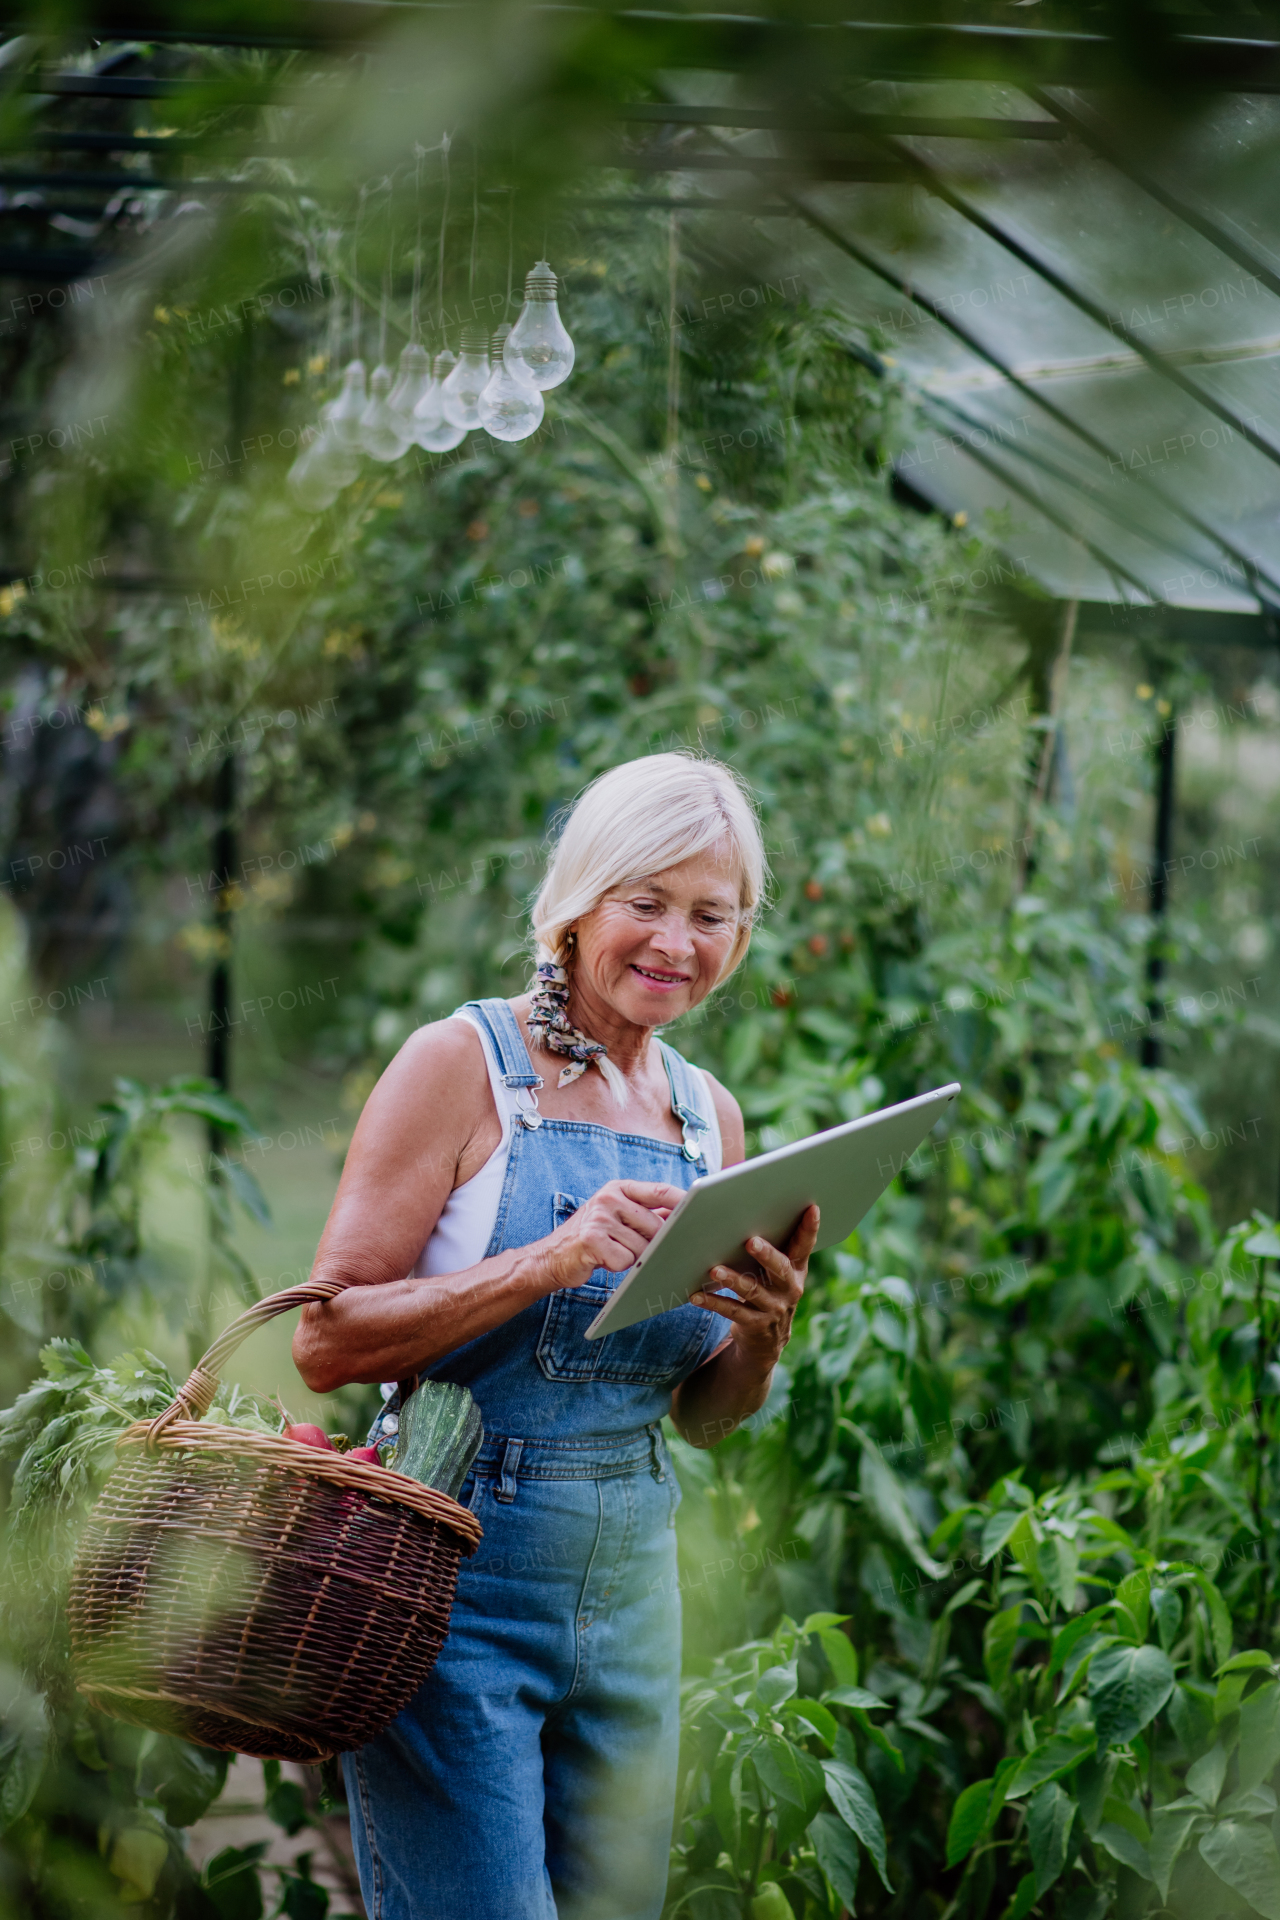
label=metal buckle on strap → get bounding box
[678,1112,709,1162]
[513,1084,544,1130]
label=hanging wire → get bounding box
[505,185,515,314]
[410,143,424,343]
[438,132,451,338]
[468,143,479,300]
[351,184,367,361]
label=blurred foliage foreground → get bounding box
[1,144,1279,1920]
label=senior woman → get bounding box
[294,752,818,1920]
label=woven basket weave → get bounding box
[68,1278,482,1764]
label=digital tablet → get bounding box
[584,1081,960,1340]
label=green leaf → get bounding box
[946,1778,993,1868]
[847,1706,905,1773]
[710,1747,743,1849]
[823,1686,889,1711]
[1095,1823,1153,1879]
[980,1508,1027,1564]
[786,1712,844,1758]
[1199,1817,1280,1920]
[858,1442,945,1576]
[756,1664,799,1709]
[204,1844,267,1920]
[1004,1729,1096,1800]
[984,1606,1022,1692]
[1216,1650,1273,1676]
[1185,1742,1227,1807]
[754,1734,826,1812]
[1149,1810,1204,1903]
[0,1693,48,1832]
[1150,1586,1182,1652]
[1239,1680,1280,1791]
[1048,1606,1113,1681]
[222,1157,272,1226]
[1038,1535,1079,1611]
[816,1625,860,1688]
[1027,1781,1074,1897]
[809,1810,859,1908]
[1075,1753,1118,1836]
[1004,1869,1038,1920]
[1087,1642,1175,1748]
[1195,1573,1233,1668]
[822,1757,892,1891]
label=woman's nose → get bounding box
[649,912,696,955]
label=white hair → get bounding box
[530,753,768,1098]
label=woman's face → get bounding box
[571,848,743,1029]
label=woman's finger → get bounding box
[616,1180,686,1210]
[688,1287,752,1321]
[742,1235,797,1291]
[787,1203,821,1263]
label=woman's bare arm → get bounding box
[293,1020,682,1391]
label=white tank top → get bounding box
[411,1007,723,1279]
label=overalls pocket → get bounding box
[538,1192,711,1386]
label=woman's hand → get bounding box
[689,1203,819,1377]
[540,1179,686,1293]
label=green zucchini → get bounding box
[391,1380,483,1499]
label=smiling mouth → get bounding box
[630,963,690,987]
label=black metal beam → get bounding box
[911,420,1161,605]
[923,388,1246,592]
[769,187,1280,609]
[0,245,101,274]
[7,12,1279,91]
[616,104,1067,141]
[875,135,1280,477]
[1027,86,1280,313]
[0,167,264,190]
[615,148,911,183]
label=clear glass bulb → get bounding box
[360,364,411,462]
[415,351,467,452]
[328,358,368,448]
[478,325,545,442]
[504,261,574,391]
[287,404,360,510]
[388,342,431,442]
[441,326,489,430]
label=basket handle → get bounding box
[147,1276,354,1446]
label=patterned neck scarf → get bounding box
[526,959,609,1087]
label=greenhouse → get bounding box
[1,6,1279,1919]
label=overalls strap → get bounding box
[657,1039,714,1165]
[460,999,545,1130]
[460,999,713,1163]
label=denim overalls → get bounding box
[343,998,724,1920]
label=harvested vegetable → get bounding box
[392,1380,483,1499]
[283,1423,333,1450]
[347,1446,382,1464]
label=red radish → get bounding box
[347,1446,383,1465]
[284,1423,334,1450]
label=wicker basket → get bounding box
[68,1278,482,1764]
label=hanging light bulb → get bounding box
[328,359,368,449]
[440,325,489,430]
[388,341,431,444]
[414,350,467,452]
[287,403,361,511]
[478,325,544,443]
[504,261,574,391]
[360,364,411,462]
